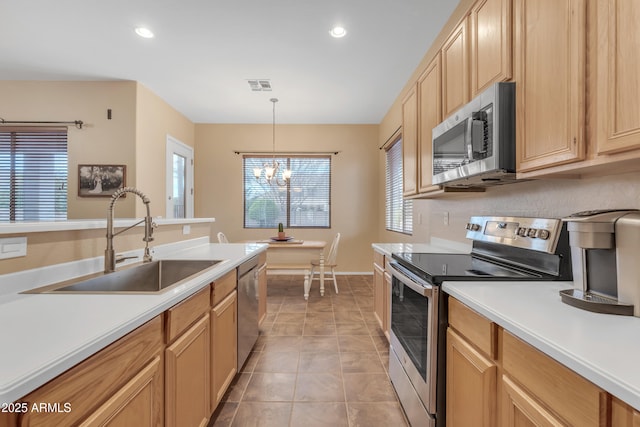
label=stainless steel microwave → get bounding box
[432,82,515,188]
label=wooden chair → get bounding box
[306,233,341,296]
[217,232,229,243]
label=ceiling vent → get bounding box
[248,80,272,91]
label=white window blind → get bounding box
[243,155,331,228]
[385,138,413,234]
[0,128,68,221]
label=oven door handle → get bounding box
[389,262,433,297]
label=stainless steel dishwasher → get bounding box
[236,256,259,369]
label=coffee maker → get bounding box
[561,209,640,316]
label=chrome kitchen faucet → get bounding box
[104,187,156,273]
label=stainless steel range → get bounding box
[387,216,573,427]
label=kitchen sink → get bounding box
[25,259,224,294]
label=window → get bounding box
[244,155,331,228]
[385,137,413,234]
[0,128,68,221]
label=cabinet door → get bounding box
[373,263,385,330]
[211,290,238,408]
[515,0,586,172]
[470,0,512,96]
[446,329,497,427]
[596,0,640,154]
[418,54,442,194]
[258,263,267,326]
[165,315,211,427]
[79,356,163,427]
[402,85,418,196]
[442,17,469,118]
[611,396,640,427]
[502,375,564,427]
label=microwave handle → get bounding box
[466,113,488,159]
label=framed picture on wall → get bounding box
[78,164,126,197]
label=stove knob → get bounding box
[466,223,481,231]
[537,229,550,240]
[527,228,538,238]
[517,227,527,236]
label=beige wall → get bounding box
[0,223,211,275]
[135,84,195,218]
[195,124,379,272]
[0,81,138,218]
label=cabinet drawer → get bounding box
[212,269,237,306]
[503,331,606,426]
[373,250,385,268]
[19,316,163,427]
[166,287,210,343]
[448,298,497,359]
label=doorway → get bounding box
[166,135,194,218]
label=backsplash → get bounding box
[415,170,640,244]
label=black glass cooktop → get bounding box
[392,252,544,285]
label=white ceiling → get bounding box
[0,0,458,124]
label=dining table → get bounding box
[245,239,327,300]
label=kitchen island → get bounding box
[0,237,266,408]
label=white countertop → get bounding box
[0,240,266,405]
[0,217,215,234]
[444,280,640,411]
[372,238,470,258]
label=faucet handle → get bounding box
[115,254,139,264]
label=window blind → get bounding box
[0,128,68,221]
[385,138,413,234]
[243,155,331,228]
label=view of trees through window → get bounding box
[243,156,331,228]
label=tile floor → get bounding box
[208,274,409,427]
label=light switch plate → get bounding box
[0,237,27,259]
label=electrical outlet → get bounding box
[182,225,191,235]
[418,213,423,225]
[443,212,449,226]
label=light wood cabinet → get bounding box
[596,0,640,155]
[611,396,640,427]
[502,330,607,426]
[470,0,512,96]
[18,317,163,427]
[446,298,497,427]
[165,314,211,427]
[401,85,418,197]
[211,290,237,408]
[372,249,391,340]
[79,356,163,427]
[383,270,391,337]
[501,375,564,427]
[417,54,442,194]
[373,262,384,330]
[514,0,587,172]
[442,17,469,118]
[165,288,211,427]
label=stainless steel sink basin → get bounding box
[25,260,224,294]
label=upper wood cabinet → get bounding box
[417,54,443,194]
[442,17,470,118]
[401,85,418,197]
[470,0,512,96]
[514,0,587,172]
[596,0,640,155]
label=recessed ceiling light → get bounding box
[329,26,347,38]
[135,27,154,39]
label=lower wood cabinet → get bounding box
[373,249,390,339]
[446,329,497,427]
[210,290,237,408]
[165,314,211,427]
[17,316,164,427]
[79,356,163,427]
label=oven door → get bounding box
[388,261,439,415]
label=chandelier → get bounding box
[253,98,292,186]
